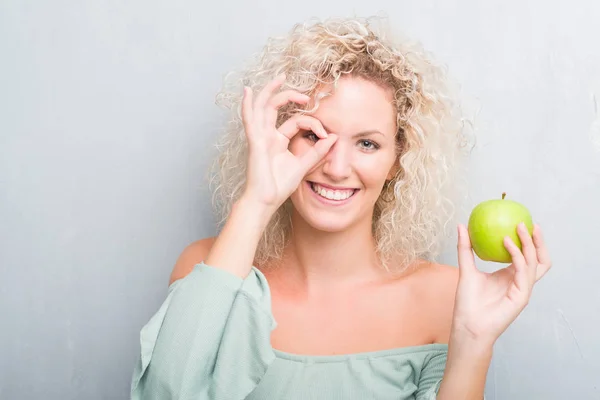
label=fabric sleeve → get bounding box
[130,262,277,400]
[415,348,447,400]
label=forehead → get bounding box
[311,76,397,137]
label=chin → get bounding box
[294,209,357,233]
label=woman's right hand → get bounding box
[240,74,338,213]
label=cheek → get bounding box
[357,156,397,188]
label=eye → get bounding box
[303,131,319,142]
[358,139,380,151]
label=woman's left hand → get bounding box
[451,222,552,347]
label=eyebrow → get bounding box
[351,130,384,139]
[320,124,384,138]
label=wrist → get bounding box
[233,196,276,233]
[447,326,494,364]
[449,317,499,351]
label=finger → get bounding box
[254,74,286,126]
[457,224,478,278]
[517,222,538,282]
[504,236,530,293]
[532,224,552,281]
[297,134,338,174]
[242,87,255,139]
[278,115,327,140]
[265,90,311,128]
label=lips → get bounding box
[308,181,358,201]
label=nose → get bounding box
[322,141,352,181]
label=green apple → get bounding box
[467,192,533,263]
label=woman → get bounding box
[130,17,551,399]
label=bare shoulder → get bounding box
[420,262,459,292]
[169,237,216,285]
[413,262,460,344]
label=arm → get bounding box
[168,196,273,285]
[436,333,492,399]
[131,243,277,400]
[204,197,273,279]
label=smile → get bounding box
[308,181,358,201]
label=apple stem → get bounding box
[502,192,506,200]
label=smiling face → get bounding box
[288,76,399,233]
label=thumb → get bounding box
[457,224,478,278]
[298,134,338,174]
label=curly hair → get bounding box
[209,16,474,272]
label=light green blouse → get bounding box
[130,262,448,399]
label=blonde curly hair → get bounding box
[210,16,473,272]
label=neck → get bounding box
[278,211,385,292]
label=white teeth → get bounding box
[310,183,355,201]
